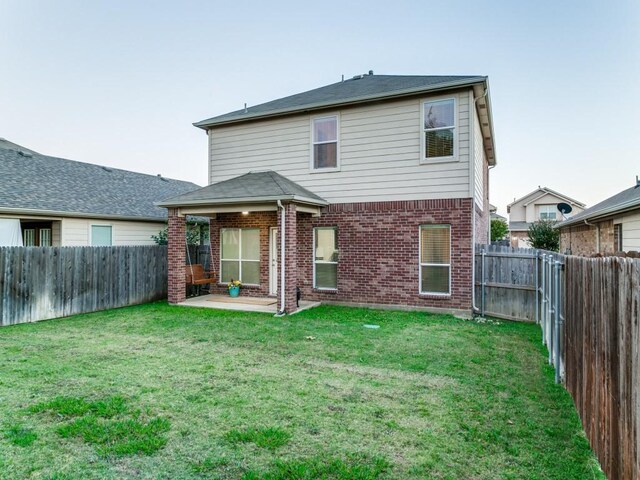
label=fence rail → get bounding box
[0,246,167,326]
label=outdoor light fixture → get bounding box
[242,211,249,215]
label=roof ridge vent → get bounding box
[350,74,365,80]
[17,150,33,158]
[101,166,113,172]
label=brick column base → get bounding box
[277,203,298,314]
[168,209,186,304]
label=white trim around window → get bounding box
[90,224,113,246]
[309,114,340,173]
[220,228,260,285]
[313,227,338,290]
[419,224,451,296]
[420,96,457,164]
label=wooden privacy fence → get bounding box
[0,246,167,326]
[564,255,640,480]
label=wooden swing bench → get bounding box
[185,264,216,286]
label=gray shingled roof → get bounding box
[0,142,201,220]
[158,171,328,207]
[558,183,640,228]
[509,222,531,231]
[195,74,486,128]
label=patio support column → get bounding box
[168,208,186,304]
[277,203,298,314]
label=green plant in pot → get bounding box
[228,279,241,297]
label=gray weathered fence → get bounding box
[564,255,640,480]
[0,246,167,326]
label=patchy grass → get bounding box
[0,302,603,479]
[226,427,291,450]
[3,425,37,447]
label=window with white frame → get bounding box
[614,224,623,251]
[423,99,455,160]
[23,229,36,247]
[39,228,52,247]
[539,205,557,220]
[91,225,112,246]
[311,115,338,170]
[420,225,451,295]
[221,228,260,284]
[314,227,338,289]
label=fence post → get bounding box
[554,259,562,383]
[535,250,539,325]
[481,248,486,317]
[548,254,554,365]
[540,253,547,345]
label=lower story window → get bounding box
[91,225,112,246]
[420,225,451,294]
[221,228,260,284]
[314,227,338,289]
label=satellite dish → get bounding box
[557,203,572,215]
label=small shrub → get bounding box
[528,220,560,251]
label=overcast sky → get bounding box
[1,0,638,215]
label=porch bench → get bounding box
[185,264,216,286]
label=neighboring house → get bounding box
[160,73,497,314]
[558,178,640,256]
[490,204,507,222]
[507,187,585,248]
[0,139,201,247]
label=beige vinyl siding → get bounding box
[620,211,640,251]
[51,221,61,246]
[209,92,472,203]
[61,218,165,246]
[473,106,485,209]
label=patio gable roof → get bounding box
[157,170,328,215]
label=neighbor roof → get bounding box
[158,170,328,208]
[507,187,586,210]
[0,142,201,221]
[558,182,640,228]
[194,74,487,128]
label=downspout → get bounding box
[471,87,489,315]
[275,200,286,316]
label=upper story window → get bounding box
[311,115,339,171]
[539,205,557,221]
[422,99,455,162]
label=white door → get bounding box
[269,227,278,295]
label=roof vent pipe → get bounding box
[244,103,248,113]
[369,70,373,75]
[636,175,639,188]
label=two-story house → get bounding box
[160,73,497,314]
[507,187,585,248]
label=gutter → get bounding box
[156,194,329,209]
[0,207,167,223]
[275,200,286,317]
[194,77,488,129]
[556,197,640,229]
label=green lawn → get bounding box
[0,303,602,479]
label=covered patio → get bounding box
[157,171,328,315]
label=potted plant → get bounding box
[228,279,241,297]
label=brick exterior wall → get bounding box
[208,211,277,298]
[173,199,475,312]
[560,220,615,256]
[298,199,473,310]
[168,209,186,304]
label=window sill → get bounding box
[217,283,261,288]
[309,167,340,174]
[420,156,458,165]
[313,288,338,294]
[419,292,451,298]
